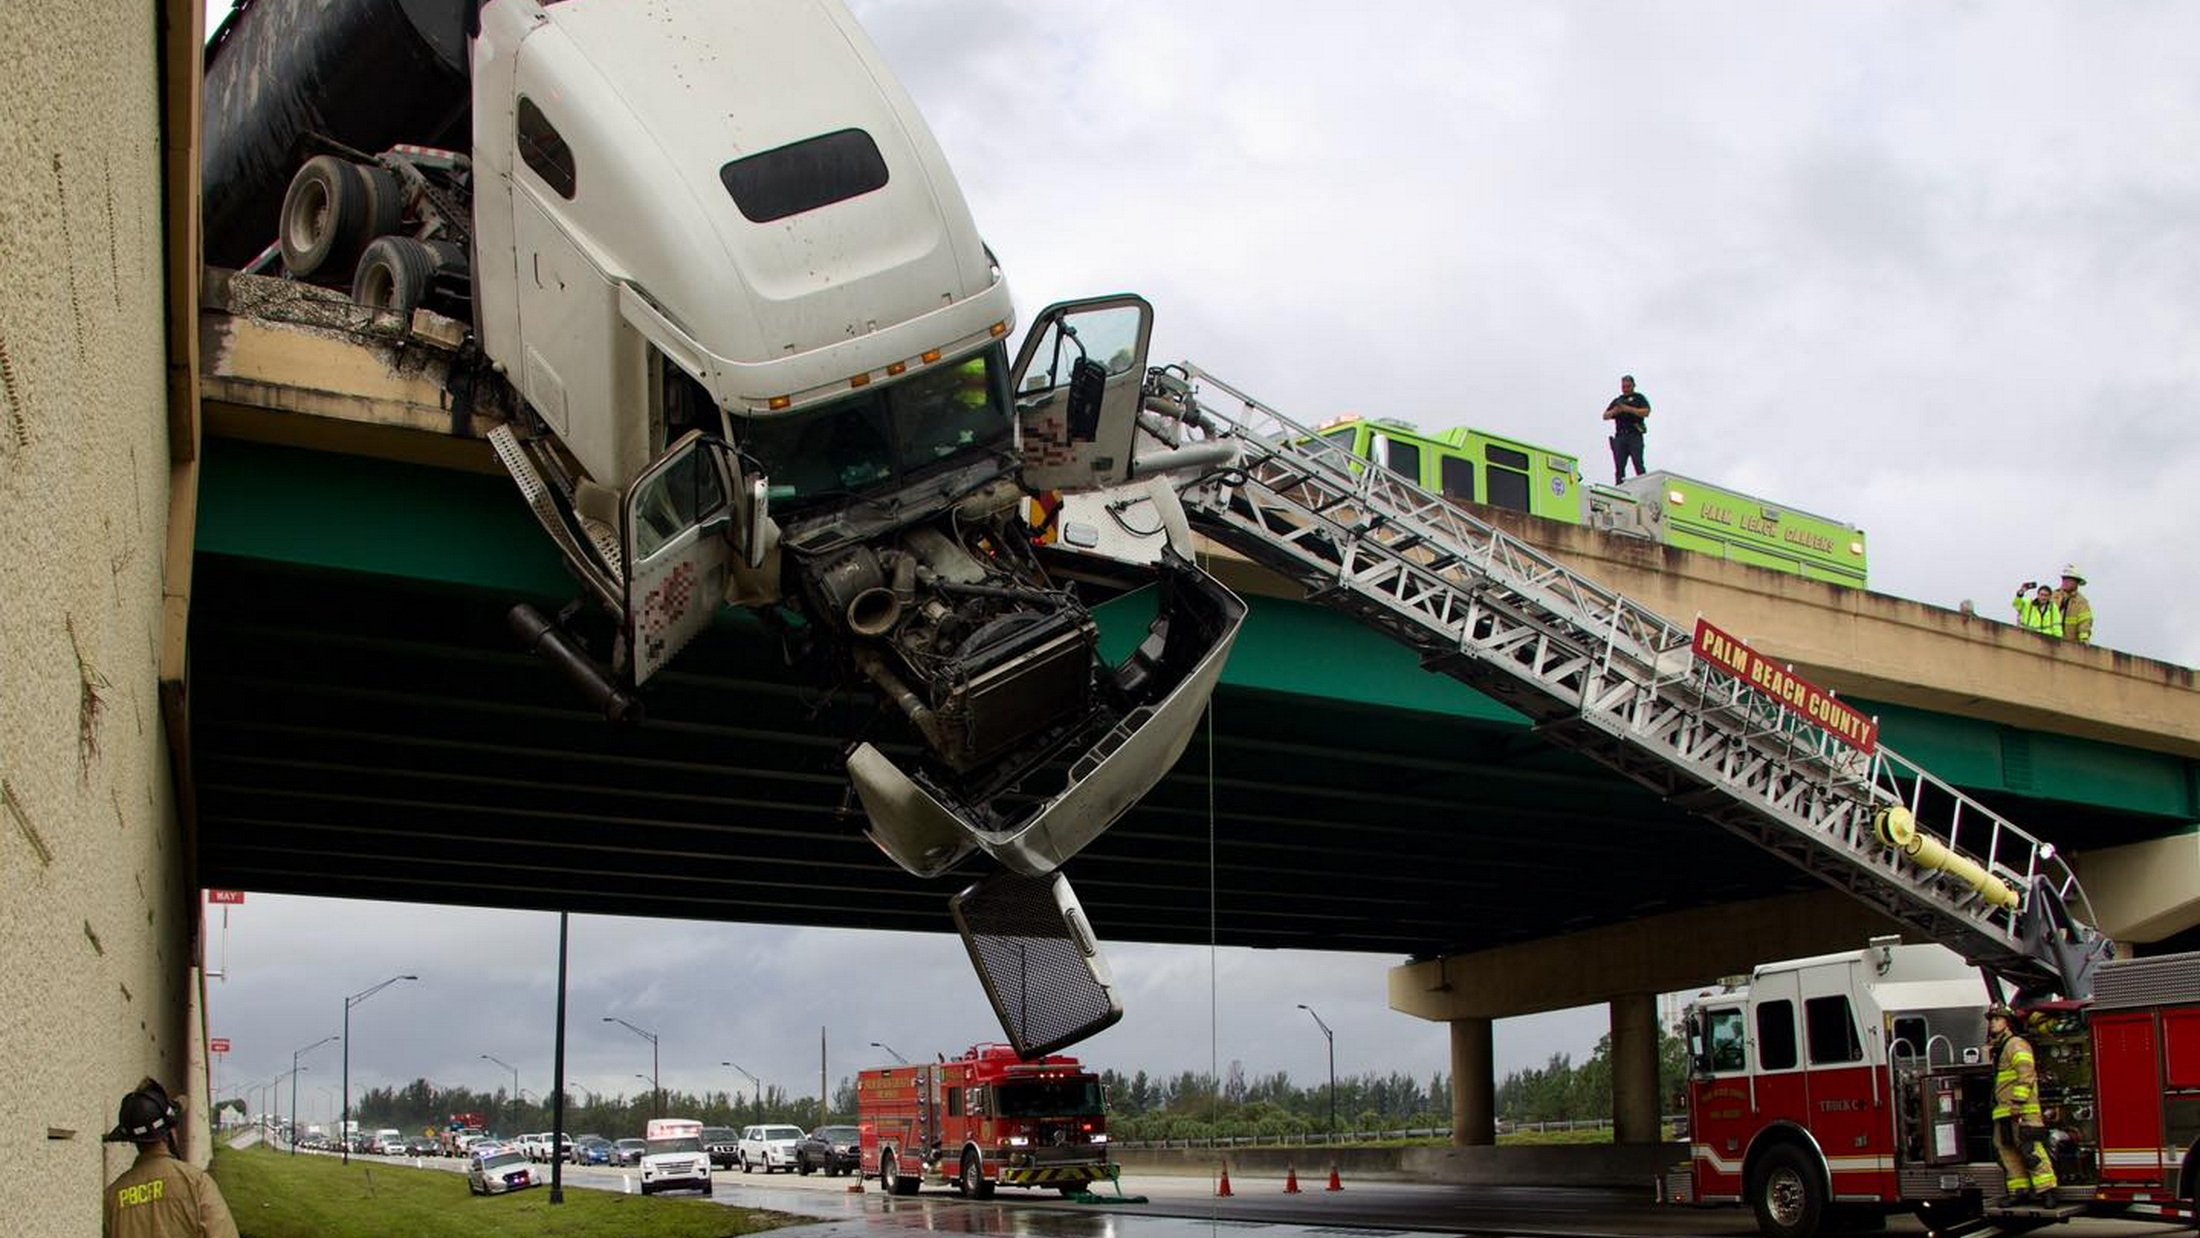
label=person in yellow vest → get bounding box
[1986,1005,2058,1207]
[2054,566,2093,645]
[102,1080,238,1238]
[2010,581,2062,637]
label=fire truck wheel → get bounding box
[1750,1144,1827,1238]
[961,1151,994,1200]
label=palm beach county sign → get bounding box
[1691,619,1878,754]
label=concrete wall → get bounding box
[0,0,199,1231]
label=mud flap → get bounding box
[851,546,1245,878]
[950,870,1121,1058]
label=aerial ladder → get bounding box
[1139,362,2112,1002]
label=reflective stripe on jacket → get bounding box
[1992,1032,2043,1122]
[2058,590,2093,644]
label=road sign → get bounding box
[210,1038,231,1054]
[207,890,246,904]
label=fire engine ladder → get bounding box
[1156,362,2112,1000]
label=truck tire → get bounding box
[280,155,368,280]
[1750,1144,1828,1238]
[359,164,404,243]
[960,1150,994,1200]
[352,236,436,316]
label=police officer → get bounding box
[1986,1005,2058,1207]
[102,1080,239,1238]
[2010,581,2062,637]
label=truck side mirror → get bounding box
[740,475,770,569]
[1685,1013,1710,1077]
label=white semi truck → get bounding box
[202,0,1244,902]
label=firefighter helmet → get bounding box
[1985,1003,2019,1025]
[102,1080,179,1143]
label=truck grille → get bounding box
[952,871,1120,1058]
[2091,951,2200,1010]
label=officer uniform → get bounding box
[2011,586,2062,637]
[1988,1007,2058,1206]
[102,1081,239,1238]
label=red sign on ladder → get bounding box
[207,890,246,904]
[1691,618,1878,754]
[210,1038,231,1054]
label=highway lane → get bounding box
[313,1147,2185,1238]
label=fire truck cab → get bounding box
[858,1043,1111,1198]
[1665,940,2200,1238]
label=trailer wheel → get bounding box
[358,165,404,243]
[352,236,436,316]
[1750,1144,1828,1238]
[960,1151,994,1200]
[280,155,368,280]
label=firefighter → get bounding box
[101,1080,239,1238]
[1986,1005,2058,1207]
[2054,565,2093,645]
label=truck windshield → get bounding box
[648,1137,703,1154]
[995,1079,1105,1118]
[733,345,1012,516]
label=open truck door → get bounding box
[622,430,768,685]
[1013,296,1153,493]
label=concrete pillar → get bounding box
[1610,992,1661,1145]
[1449,1016,1494,1146]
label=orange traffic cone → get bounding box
[1284,1165,1302,1194]
[1217,1165,1234,1197]
[1326,1165,1344,1192]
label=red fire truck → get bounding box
[1661,938,2200,1238]
[858,1043,1112,1198]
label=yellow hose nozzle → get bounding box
[1872,807,2019,910]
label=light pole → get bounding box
[1298,1004,1336,1141]
[316,1087,337,1127]
[870,1041,911,1066]
[342,974,419,1165]
[289,1035,336,1155]
[604,1017,660,1119]
[481,1054,520,1136]
[722,1061,760,1123]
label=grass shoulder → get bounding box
[211,1144,808,1238]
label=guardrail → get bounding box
[1112,1116,1687,1149]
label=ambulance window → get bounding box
[1321,427,1361,459]
[1440,455,1475,502]
[1707,1007,1746,1072]
[1485,446,1532,513]
[1806,995,1864,1064]
[1755,1000,1798,1071]
[1384,438,1422,480]
[516,97,576,200]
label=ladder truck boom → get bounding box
[1142,361,2112,1001]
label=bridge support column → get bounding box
[1449,1016,1494,1146]
[1610,992,1661,1145]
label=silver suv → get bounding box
[736,1123,805,1173]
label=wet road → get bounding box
[370,1153,2179,1238]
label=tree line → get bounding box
[339,1031,1685,1141]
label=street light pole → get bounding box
[603,1017,660,1120]
[481,1054,520,1137]
[869,1041,911,1066]
[721,1061,760,1124]
[342,974,419,1165]
[1298,1004,1336,1141]
[290,1035,337,1155]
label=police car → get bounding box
[466,1145,537,1195]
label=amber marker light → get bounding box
[886,361,907,376]
[850,373,871,388]
[989,321,1009,338]
[768,396,791,410]
[920,348,942,364]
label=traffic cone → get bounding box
[1216,1164,1233,1197]
[1325,1165,1344,1192]
[1284,1165,1301,1193]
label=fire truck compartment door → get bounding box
[950,871,1121,1059]
[1012,295,1153,494]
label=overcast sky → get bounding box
[203,1,2200,1118]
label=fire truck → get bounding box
[1661,935,2200,1238]
[438,1111,488,1157]
[858,1044,1112,1198]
